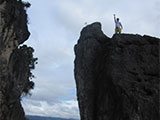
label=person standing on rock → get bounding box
[114,14,123,34]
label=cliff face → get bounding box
[74,22,159,120]
[0,1,31,120]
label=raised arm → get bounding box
[114,14,116,22]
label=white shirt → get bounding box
[115,21,122,28]
[114,17,123,29]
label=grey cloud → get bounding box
[22,0,159,119]
[50,0,160,38]
[22,99,79,119]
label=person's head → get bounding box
[117,18,119,21]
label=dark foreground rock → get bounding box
[0,1,34,120]
[74,22,159,120]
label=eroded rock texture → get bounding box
[0,0,31,120]
[74,22,159,120]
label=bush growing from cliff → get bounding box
[19,45,38,79]
[16,45,38,95]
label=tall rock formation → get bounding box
[74,22,159,120]
[0,0,34,120]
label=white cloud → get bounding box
[22,99,79,119]
[22,0,160,119]
[51,0,160,37]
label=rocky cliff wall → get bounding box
[0,0,31,120]
[74,22,159,120]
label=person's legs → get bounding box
[115,28,117,34]
[119,28,121,34]
[115,28,119,34]
[117,28,121,34]
[115,28,122,34]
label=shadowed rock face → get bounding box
[74,22,159,120]
[0,0,30,120]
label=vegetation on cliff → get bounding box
[15,45,38,95]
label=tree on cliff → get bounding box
[10,45,38,96]
[18,45,38,79]
[18,45,38,95]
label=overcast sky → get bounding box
[21,0,160,119]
